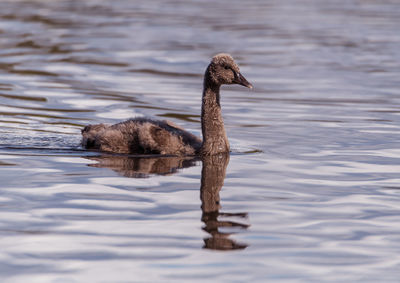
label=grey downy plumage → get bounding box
[81,53,252,156]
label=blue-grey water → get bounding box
[1,0,400,282]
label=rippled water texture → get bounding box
[1,0,400,282]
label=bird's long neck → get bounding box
[201,71,229,155]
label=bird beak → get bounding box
[234,72,253,89]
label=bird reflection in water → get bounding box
[86,154,199,178]
[201,154,249,250]
[86,153,249,250]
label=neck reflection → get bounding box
[201,154,249,250]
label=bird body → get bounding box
[82,118,201,155]
[82,53,252,156]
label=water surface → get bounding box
[1,0,400,282]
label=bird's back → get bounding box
[82,117,202,155]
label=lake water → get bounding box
[1,0,400,282]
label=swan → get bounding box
[81,53,252,156]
